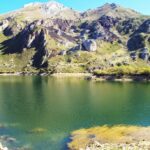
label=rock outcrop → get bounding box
[0,20,9,32]
[82,39,97,51]
[127,18,150,60]
[138,19,150,33]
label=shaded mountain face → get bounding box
[0,2,150,73]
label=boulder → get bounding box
[82,39,97,52]
[3,27,13,36]
[130,52,137,61]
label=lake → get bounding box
[0,76,150,149]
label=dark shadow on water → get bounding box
[62,137,71,150]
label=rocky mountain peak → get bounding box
[23,1,68,15]
[3,1,80,21]
[81,2,141,21]
[41,1,67,15]
[100,3,119,10]
[42,1,66,9]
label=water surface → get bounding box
[0,76,150,149]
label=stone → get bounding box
[130,52,137,61]
[59,50,67,56]
[139,47,149,60]
[82,39,97,52]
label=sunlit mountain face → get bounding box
[0,1,149,73]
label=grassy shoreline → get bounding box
[91,74,150,82]
[68,125,150,150]
[0,72,150,82]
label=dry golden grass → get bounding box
[68,125,150,150]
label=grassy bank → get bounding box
[68,125,150,150]
[94,66,150,76]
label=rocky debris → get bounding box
[82,39,97,52]
[85,140,150,150]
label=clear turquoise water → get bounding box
[0,76,150,149]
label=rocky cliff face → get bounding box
[0,2,150,74]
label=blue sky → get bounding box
[0,0,150,15]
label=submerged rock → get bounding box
[0,143,8,150]
[28,128,47,134]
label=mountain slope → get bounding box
[1,1,80,21]
[81,3,142,21]
[0,2,150,75]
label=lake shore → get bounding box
[68,125,150,150]
[0,72,91,77]
[89,74,150,82]
[0,143,8,150]
[51,73,92,77]
[0,72,150,82]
